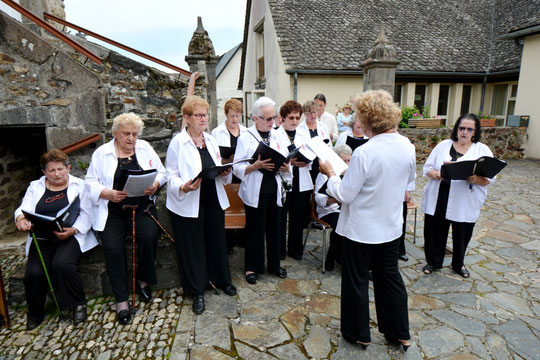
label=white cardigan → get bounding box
[232,125,292,207]
[326,133,416,244]
[335,129,368,146]
[314,173,340,219]
[14,175,98,256]
[210,122,248,147]
[275,125,314,192]
[85,139,166,231]
[421,139,493,223]
[297,120,331,145]
[166,129,231,218]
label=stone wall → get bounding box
[400,126,528,163]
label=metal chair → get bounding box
[303,192,331,273]
[406,201,418,243]
[224,184,246,230]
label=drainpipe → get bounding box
[480,74,487,112]
[293,72,298,101]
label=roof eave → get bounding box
[500,24,540,39]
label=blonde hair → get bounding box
[182,96,209,116]
[353,90,401,135]
[224,98,243,115]
[112,113,144,135]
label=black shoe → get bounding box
[222,284,237,296]
[117,309,132,325]
[26,318,42,330]
[324,260,335,272]
[245,273,257,284]
[399,254,409,261]
[272,267,287,279]
[137,283,152,303]
[192,295,205,315]
[343,334,370,349]
[385,334,411,352]
[73,305,87,325]
[288,252,302,261]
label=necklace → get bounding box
[188,129,206,149]
[115,141,133,160]
[46,179,68,192]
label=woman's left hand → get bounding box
[319,160,335,177]
[220,167,232,177]
[53,227,78,240]
[144,181,160,196]
[279,161,291,173]
[467,175,489,186]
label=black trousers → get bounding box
[245,192,282,274]
[279,195,289,258]
[286,189,311,259]
[170,192,232,296]
[398,201,408,256]
[100,205,158,303]
[24,237,84,323]
[424,213,475,271]
[341,238,410,343]
[320,212,342,264]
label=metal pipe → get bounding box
[0,0,101,64]
[43,12,191,76]
[293,72,298,101]
[60,133,101,154]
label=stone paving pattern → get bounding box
[0,159,539,359]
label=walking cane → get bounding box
[30,232,64,320]
[143,204,175,243]
[122,204,139,311]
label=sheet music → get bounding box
[305,137,348,175]
[123,172,158,197]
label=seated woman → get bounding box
[15,149,98,330]
[335,115,368,146]
[166,96,237,315]
[85,113,166,325]
[314,144,352,271]
[336,103,353,133]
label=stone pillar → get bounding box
[185,17,219,131]
[19,0,66,33]
[362,28,400,95]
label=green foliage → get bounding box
[399,121,409,128]
[431,135,440,143]
[419,135,426,141]
[477,110,491,119]
[78,161,89,170]
[422,104,431,118]
[401,105,419,125]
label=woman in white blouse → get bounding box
[320,90,416,351]
[233,96,292,285]
[166,96,236,315]
[335,116,368,146]
[421,113,492,278]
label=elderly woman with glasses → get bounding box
[233,96,292,285]
[166,96,237,315]
[85,113,166,325]
[421,113,493,278]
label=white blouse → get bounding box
[421,139,494,223]
[276,125,314,192]
[210,122,248,147]
[314,173,340,219]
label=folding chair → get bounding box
[406,201,418,243]
[224,184,246,229]
[303,191,331,273]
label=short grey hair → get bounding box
[333,144,352,157]
[302,100,317,114]
[252,96,276,117]
[112,113,144,135]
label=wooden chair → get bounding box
[224,184,246,229]
[406,201,418,243]
[303,191,331,273]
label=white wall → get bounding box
[216,48,243,125]
[516,34,540,159]
[0,2,23,21]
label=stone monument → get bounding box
[362,27,400,95]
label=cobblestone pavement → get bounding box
[0,159,539,360]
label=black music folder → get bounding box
[249,142,287,176]
[441,156,507,180]
[22,195,81,237]
[219,146,236,159]
[286,144,316,164]
[194,158,251,181]
[346,136,369,151]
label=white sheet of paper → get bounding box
[306,137,348,175]
[123,172,158,197]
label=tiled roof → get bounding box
[266,0,525,73]
[217,43,242,78]
[497,0,540,33]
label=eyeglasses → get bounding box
[458,126,475,133]
[286,115,301,121]
[305,111,316,116]
[259,115,277,122]
[191,113,209,120]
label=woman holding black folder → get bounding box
[335,116,368,148]
[421,113,492,278]
[233,96,292,285]
[85,113,166,325]
[166,96,236,315]
[15,149,98,329]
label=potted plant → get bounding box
[408,104,443,128]
[478,111,496,127]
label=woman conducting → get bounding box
[233,96,291,285]
[276,100,312,261]
[85,113,166,325]
[421,113,492,278]
[319,90,415,351]
[15,149,98,329]
[166,96,236,315]
[314,144,352,271]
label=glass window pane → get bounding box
[511,85,518,98]
[438,85,450,116]
[491,85,508,115]
[394,85,402,105]
[414,85,426,110]
[460,85,472,115]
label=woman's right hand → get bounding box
[15,215,32,231]
[249,155,274,173]
[427,170,443,180]
[181,178,202,193]
[100,188,128,203]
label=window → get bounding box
[437,85,450,116]
[506,84,518,119]
[414,85,426,110]
[394,84,403,105]
[460,85,472,115]
[254,21,265,80]
[490,85,508,116]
